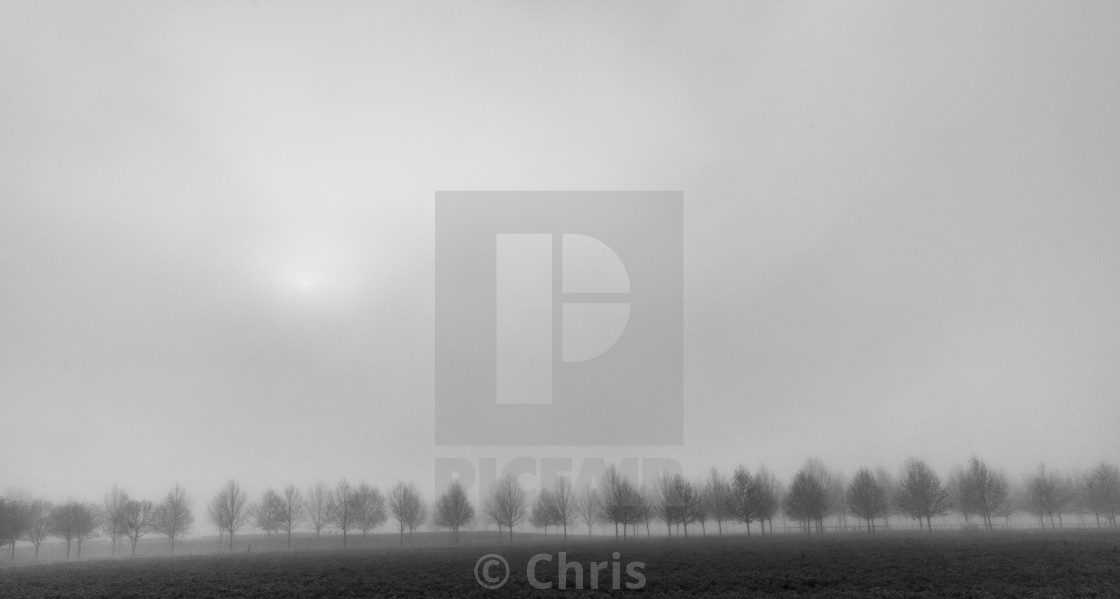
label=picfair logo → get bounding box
[435,191,682,446]
[495,233,631,404]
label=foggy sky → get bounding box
[2,0,1119,517]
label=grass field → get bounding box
[3,530,1120,597]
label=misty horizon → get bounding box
[2,0,1119,555]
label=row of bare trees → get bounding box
[430,465,784,543]
[779,457,1120,534]
[3,457,1118,558]
[429,457,1120,542]
[207,479,428,551]
[0,485,193,561]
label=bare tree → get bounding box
[656,473,700,537]
[947,467,971,524]
[575,486,599,537]
[356,483,387,536]
[828,469,849,532]
[23,499,52,559]
[489,474,527,542]
[752,467,782,535]
[875,467,897,529]
[598,465,642,539]
[327,479,361,547]
[530,490,560,533]
[207,494,226,546]
[846,469,889,532]
[278,484,306,549]
[253,489,285,538]
[1080,462,1120,527]
[0,496,28,561]
[210,480,250,551]
[637,486,656,537]
[693,480,711,536]
[75,504,99,558]
[729,466,755,536]
[387,481,426,545]
[304,481,330,540]
[1024,464,1075,528]
[551,477,577,541]
[896,459,951,531]
[120,499,154,557]
[101,486,128,557]
[481,495,503,537]
[152,484,193,554]
[434,480,474,544]
[51,502,99,560]
[656,474,678,537]
[705,468,733,536]
[956,456,1010,531]
[783,460,833,535]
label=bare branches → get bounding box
[119,500,153,557]
[326,479,360,548]
[51,502,99,559]
[279,484,306,549]
[846,469,889,532]
[488,474,527,542]
[434,481,473,544]
[388,482,426,545]
[304,481,330,539]
[1023,464,1075,528]
[209,480,250,551]
[896,459,951,531]
[152,484,193,554]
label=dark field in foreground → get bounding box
[3,531,1120,598]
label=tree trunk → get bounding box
[229,531,234,552]
[66,539,72,560]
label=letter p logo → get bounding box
[436,192,682,446]
[496,233,631,404]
